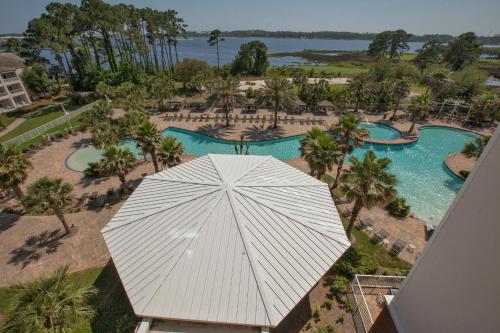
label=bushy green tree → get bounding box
[21,63,57,97]
[444,32,481,70]
[231,41,269,76]
[175,58,212,92]
[413,39,444,73]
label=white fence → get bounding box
[2,100,98,148]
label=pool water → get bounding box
[66,126,477,224]
[359,122,401,140]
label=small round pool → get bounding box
[359,122,401,140]
[66,146,104,172]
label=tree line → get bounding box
[186,29,500,44]
[4,0,187,90]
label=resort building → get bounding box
[102,154,350,333]
[0,52,31,112]
[352,129,500,333]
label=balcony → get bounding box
[8,88,24,95]
[1,75,19,83]
[351,275,406,333]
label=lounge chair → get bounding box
[372,228,389,243]
[358,218,375,229]
[391,239,407,255]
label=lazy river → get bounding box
[66,124,477,224]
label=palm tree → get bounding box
[300,128,339,179]
[79,100,114,131]
[391,78,411,119]
[408,94,433,134]
[135,121,161,172]
[21,177,73,234]
[341,151,397,239]
[207,29,225,69]
[3,266,97,333]
[98,145,136,193]
[329,114,369,189]
[158,136,184,168]
[0,145,32,199]
[120,110,149,137]
[206,77,245,127]
[257,76,295,129]
[462,136,490,158]
[348,73,370,112]
[90,121,123,149]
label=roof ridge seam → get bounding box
[101,186,222,234]
[225,188,276,325]
[233,187,350,247]
[139,188,228,314]
[145,176,220,186]
[232,156,273,184]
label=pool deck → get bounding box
[0,107,494,287]
[445,153,476,180]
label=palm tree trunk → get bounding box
[225,109,230,127]
[392,98,400,119]
[118,174,128,194]
[13,185,24,199]
[408,119,417,134]
[55,209,71,235]
[346,199,363,239]
[151,150,159,173]
[354,96,360,112]
[332,153,346,189]
[273,109,278,128]
[216,41,220,69]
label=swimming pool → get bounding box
[66,126,477,224]
[359,122,401,140]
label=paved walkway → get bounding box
[0,118,25,137]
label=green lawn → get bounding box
[16,116,83,150]
[0,264,137,333]
[0,104,82,144]
[295,64,369,75]
[0,107,64,143]
[350,224,412,274]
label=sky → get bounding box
[1,0,499,36]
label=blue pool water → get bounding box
[66,126,477,224]
[359,122,401,140]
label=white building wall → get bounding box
[389,129,500,333]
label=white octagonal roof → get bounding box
[102,154,350,327]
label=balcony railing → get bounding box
[1,76,19,83]
[351,274,406,333]
[0,91,8,97]
[8,88,24,94]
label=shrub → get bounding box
[68,93,86,106]
[314,324,335,333]
[386,197,411,218]
[334,247,377,278]
[303,320,312,330]
[459,170,470,178]
[330,276,350,298]
[313,305,321,322]
[324,297,334,310]
[84,162,103,178]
